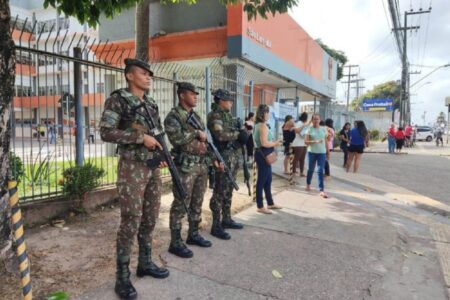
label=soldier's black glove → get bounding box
[237,129,250,145]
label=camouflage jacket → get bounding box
[99,88,162,161]
[164,105,212,170]
[207,103,239,152]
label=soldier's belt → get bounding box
[118,148,153,161]
[176,153,208,165]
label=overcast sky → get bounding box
[290,0,449,125]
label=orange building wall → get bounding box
[95,27,228,65]
[227,5,324,81]
[14,93,105,108]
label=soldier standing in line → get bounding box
[207,89,249,240]
[99,59,169,300]
[164,82,223,258]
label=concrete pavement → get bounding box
[76,156,450,300]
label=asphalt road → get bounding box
[330,142,450,206]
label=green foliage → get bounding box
[316,39,348,80]
[47,291,70,300]
[352,81,401,110]
[8,152,25,182]
[61,163,105,200]
[368,129,380,141]
[25,146,58,186]
[44,0,298,27]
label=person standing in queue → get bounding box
[207,89,249,240]
[99,59,169,300]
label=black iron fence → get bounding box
[9,16,258,203]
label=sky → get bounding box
[290,0,450,126]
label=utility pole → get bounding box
[406,71,421,124]
[351,78,366,99]
[343,65,358,118]
[395,7,431,127]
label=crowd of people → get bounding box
[280,112,370,198]
[387,123,415,153]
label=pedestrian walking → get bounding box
[88,123,96,144]
[346,121,369,173]
[338,122,351,167]
[244,112,255,162]
[324,118,335,178]
[99,58,169,300]
[405,124,412,147]
[48,122,56,144]
[305,114,330,198]
[164,82,222,258]
[387,123,396,154]
[207,89,249,240]
[253,104,283,213]
[282,115,295,174]
[292,112,309,177]
[395,127,406,152]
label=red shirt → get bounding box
[396,130,405,140]
[389,128,396,137]
[405,126,412,136]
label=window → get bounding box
[37,19,57,33]
[84,84,89,93]
[96,83,105,93]
[15,86,32,97]
[16,54,33,66]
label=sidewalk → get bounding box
[76,158,450,299]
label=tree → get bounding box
[351,80,401,110]
[316,39,348,81]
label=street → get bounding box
[330,141,450,209]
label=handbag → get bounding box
[258,147,278,165]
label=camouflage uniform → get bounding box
[208,95,244,236]
[164,105,209,231]
[100,60,169,300]
[164,82,213,258]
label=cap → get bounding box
[212,89,233,101]
[177,82,199,95]
[124,58,154,76]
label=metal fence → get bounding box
[9,18,212,203]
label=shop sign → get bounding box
[247,27,272,49]
[362,98,393,112]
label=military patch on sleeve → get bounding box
[100,110,121,128]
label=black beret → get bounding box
[124,58,153,76]
[212,89,233,101]
[177,82,199,95]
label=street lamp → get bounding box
[410,64,450,88]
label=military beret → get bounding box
[212,89,233,101]
[177,82,199,95]
[124,58,153,76]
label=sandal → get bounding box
[268,204,282,210]
[305,185,312,192]
[257,207,273,214]
[319,192,329,199]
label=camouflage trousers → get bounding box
[210,149,240,221]
[170,163,208,230]
[116,157,162,257]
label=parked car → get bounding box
[416,126,433,141]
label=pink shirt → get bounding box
[405,126,412,136]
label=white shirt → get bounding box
[291,121,308,147]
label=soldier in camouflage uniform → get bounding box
[164,82,221,258]
[207,89,249,240]
[100,58,169,300]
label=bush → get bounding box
[61,163,105,201]
[9,152,25,182]
[369,129,380,141]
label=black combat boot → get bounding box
[168,229,194,258]
[115,255,137,300]
[186,221,212,247]
[136,241,170,278]
[222,210,244,229]
[210,219,231,240]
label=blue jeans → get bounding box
[255,150,274,209]
[306,152,326,192]
[388,136,395,153]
